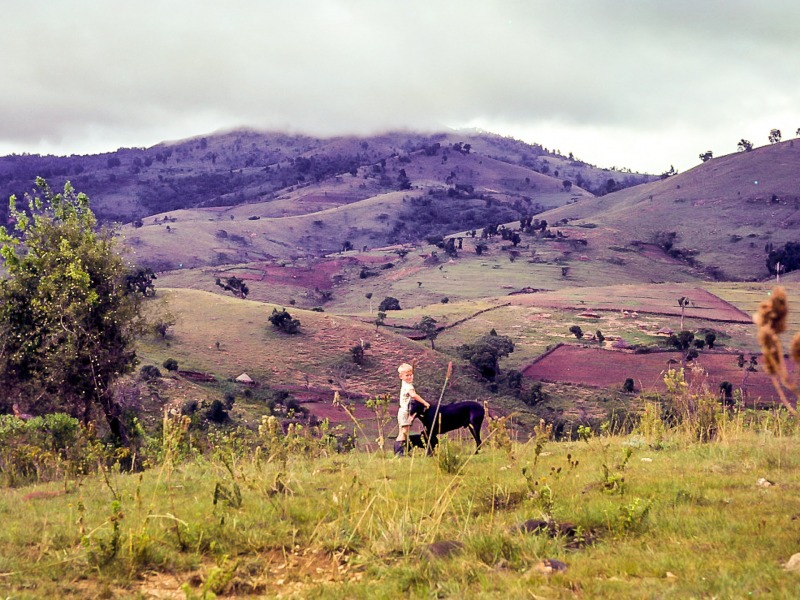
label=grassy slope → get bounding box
[541,140,800,281]
[3,425,800,598]
[121,146,592,269]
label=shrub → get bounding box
[205,400,229,423]
[269,308,301,334]
[378,297,401,311]
[459,331,515,381]
[140,365,161,380]
[163,358,179,371]
[569,325,584,339]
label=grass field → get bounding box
[3,412,800,598]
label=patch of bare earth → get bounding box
[522,345,789,406]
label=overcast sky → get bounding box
[2,0,798,174]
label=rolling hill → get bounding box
[541,140,800,281]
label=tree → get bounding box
[268,308,301,334]
[415,315,439,349]
[458,330,514,381]
[0,179,145,442]
[704,332,717,349]
[699,150,713,162]
[365,292,373,313]
[668,330,698,367]
[216,276,249,299]
[378,296,401,311]
[677,296,691,330]
[562,180,572,192]
[125,266,157,297]
[569,325,584,339]
[737,139,754,152]
[768,129,782,144]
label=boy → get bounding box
[395,363,430,456]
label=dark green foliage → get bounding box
[704,333,717,349]
[569,325,584,339]
[623,378,635,393]
[416,315,439,349]
[0,179,144,442]
[766,241,800,276]
[720,381,733,404]
[378,296,401,311]
[520,381,546,406]
[124,267,157,297]
[205,399,229,423]
[162,358,179,372]
[459,331,514,381]
[215,276,249,299]
[350,341,371,365]
[269,308,301,334]
[139,365,161,380]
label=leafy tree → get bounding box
[768,129,782,144]
[415,315,439,349]
[699,150,713,162]
[668,330,698,366]
[596,330,605,345]
[216,276,249,299]
[562,180,572,191]
[125,266,157,297]
[704,332,717,349]
[163,358,179,372]
[0,179,145,442]
[569,325,584,339]
[350,341,370,364]
[269,308,301,334]
[378,296,401,311]
[623,378,635,393]
[521,380,546,406]
[458,330,514,381]
[737,139,754,152]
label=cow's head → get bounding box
[408,399,428,419]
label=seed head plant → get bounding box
[754,286,800,417]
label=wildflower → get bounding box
[754,286,788,334]
[791,332,800,367]
[758,326,784,377]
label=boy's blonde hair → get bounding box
[398,363,413,375]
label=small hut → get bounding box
[235,373,255,386]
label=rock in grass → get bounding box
[423,540,464,558]
[784,553,800,572]
[531,558,568,575]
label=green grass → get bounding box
[3,417,800,598]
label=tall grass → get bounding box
[2,401,800,598]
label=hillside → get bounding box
[0,128,649,231]
[540,140,800,281]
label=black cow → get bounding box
[409,400,485,453]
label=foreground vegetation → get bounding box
[2,396,800,598]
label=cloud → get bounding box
[1,0,799,172]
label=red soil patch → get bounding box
[221,255,395,290]
[522,344,790,406]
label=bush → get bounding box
[378,297,401,311]
[140,365,161,380]
[163,358,179,371]
[205,400,229,423]
[459,331,515,381]
[269,308,301,334]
